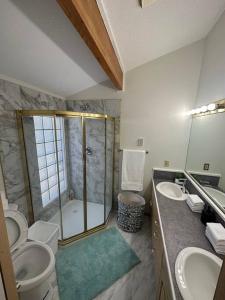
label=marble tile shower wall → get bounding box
[0,79,66,220]
[86,118,106,204]
[0,79,121,222]
[66,117,83,201]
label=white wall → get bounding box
[70,40,204,197]
[196,11,225,106]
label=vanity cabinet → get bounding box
[152,190,173,300]
[157,254,173,300]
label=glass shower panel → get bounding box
[105,119,114,220]
[22,116,60,226]
[54,116,85,239]
[85,118,105,230]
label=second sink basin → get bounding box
[175,247,222,300]
[156,181,188,201]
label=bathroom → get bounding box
[1,0,225,299]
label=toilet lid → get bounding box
[4,210,28,252]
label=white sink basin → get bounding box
[175,247,222,300]
[156,182,188,201]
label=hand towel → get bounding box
[121,149,145,191]
[205,229,225,247]
[188,194,204,205]
[206,223,225,243]
[186,194,204,213]
[205,230,225,254]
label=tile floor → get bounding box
[93,212,156,300]
[54,211,155,300]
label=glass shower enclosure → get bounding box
[17,110,115,244]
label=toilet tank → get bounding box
[28,221,59,255]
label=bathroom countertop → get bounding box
[153,178,222,300]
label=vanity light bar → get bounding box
[187,102,225,117]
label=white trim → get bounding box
[152,179,177,300]
[153,167,184,173]
[184,171,225,222]
[187,170,221,178]
[0,74,65,100]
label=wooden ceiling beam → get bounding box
[57,0,123,90]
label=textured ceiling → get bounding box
[98,0,225,71]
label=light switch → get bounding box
[137,138,144,147]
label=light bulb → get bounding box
[195,108,201,114]
[207,103,216,111]
[200,106,207,113]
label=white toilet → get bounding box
[4,209,55,300]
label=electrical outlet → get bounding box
[203,163,210,171]
[137,138,144,147]
[164,160,170,167]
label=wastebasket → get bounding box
[117,192,145,232]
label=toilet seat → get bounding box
[12,241,55,291]
[4,209,28,252]
[4,209,55,293]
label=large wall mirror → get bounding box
[186,111,225,214]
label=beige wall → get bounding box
[69,40,204,198]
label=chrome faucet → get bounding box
[175,178,188,193]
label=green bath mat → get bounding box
[56,227,140,300]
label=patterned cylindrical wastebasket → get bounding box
[117,192,145,232]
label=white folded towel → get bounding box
[205,230,225,247]
[206,223,225,243]
[121,149,145,191]
[188,194,204,206]
[205,231,225,254]
[186,194,204,213]
[205,223,225,254]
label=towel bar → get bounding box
[118,149,149,154]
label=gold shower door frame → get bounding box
[16,110,115,245]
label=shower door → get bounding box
[54,116,85,240]
[105,119,114,220]
[85,118,106,230]
[18,110,115,244]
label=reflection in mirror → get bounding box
[186,112,225,213]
